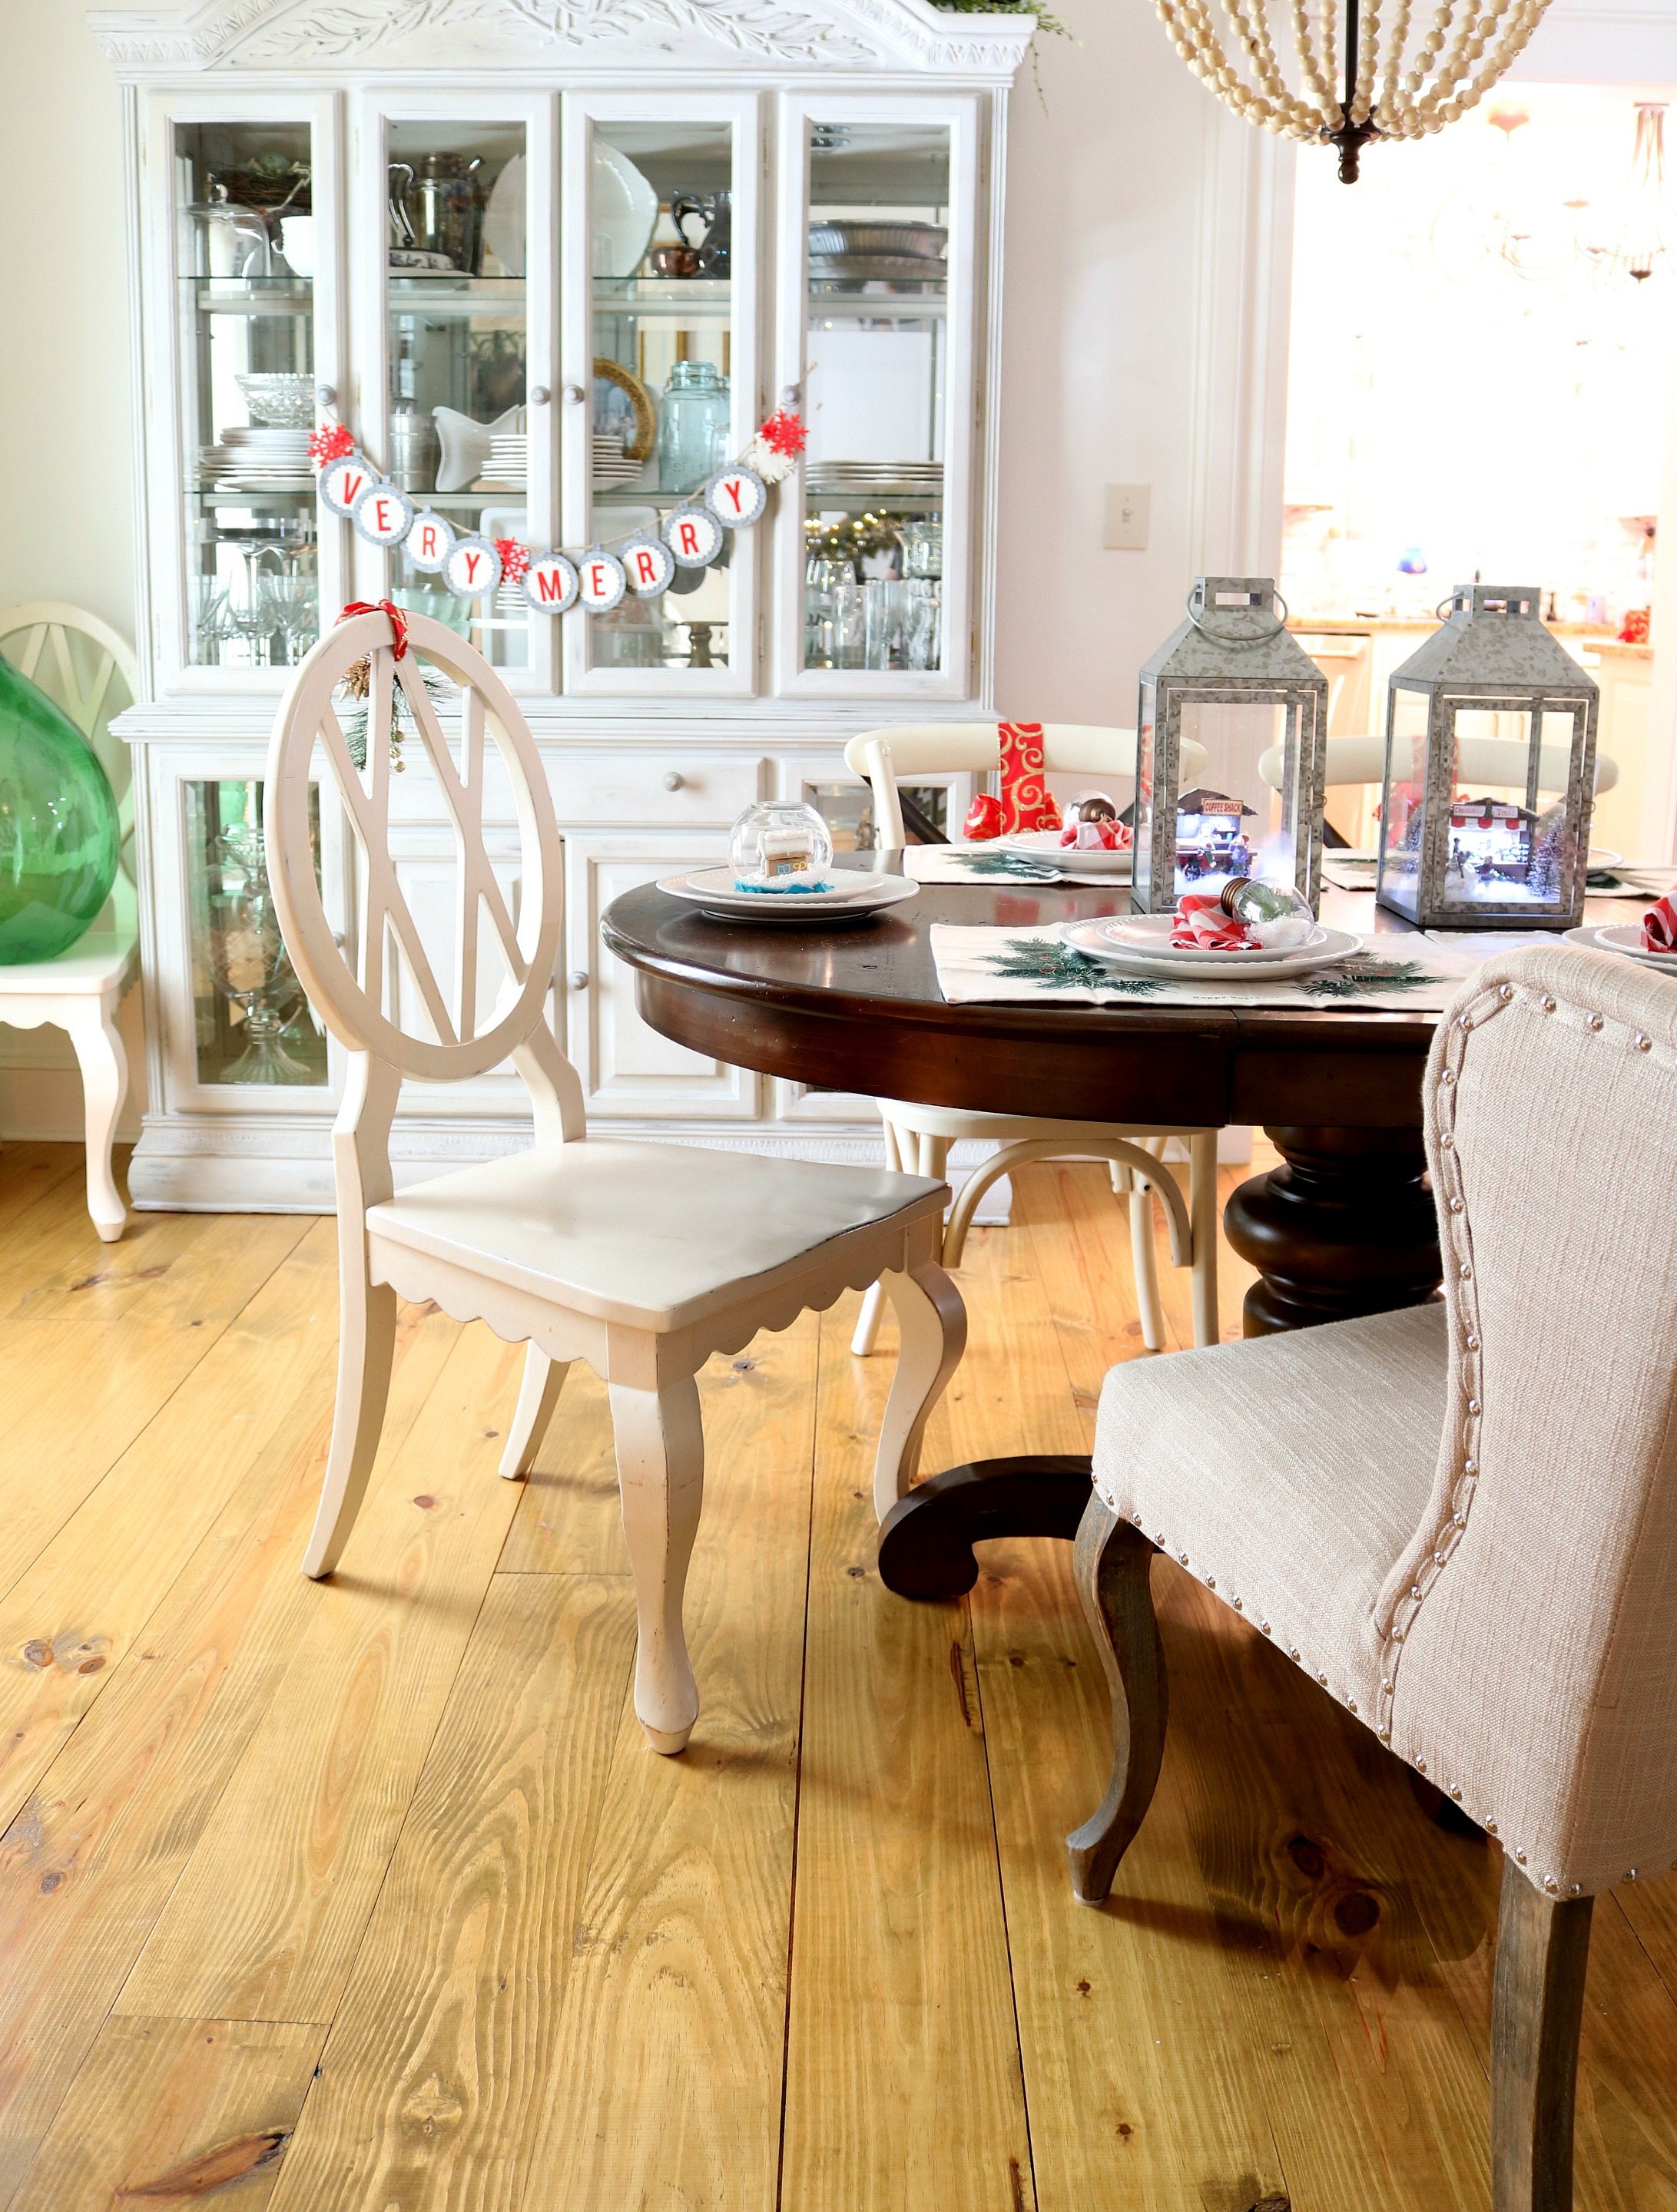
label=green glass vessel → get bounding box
[0,656,121,963]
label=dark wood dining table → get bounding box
[599,861,1583,1599]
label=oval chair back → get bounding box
[265,607,581,1131]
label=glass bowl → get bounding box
[236,373,317,427]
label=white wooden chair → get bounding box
[1069,942,1677,2212]
[265,608,964,1753]
[0,603,141,1241]
[842,724,1221,1357]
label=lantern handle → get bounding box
[1185,584,1288,647]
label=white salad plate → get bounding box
[1563,922,1677,972]
[1062,914,1363,980]
[659,870,919,924]
[996,831,1133,879]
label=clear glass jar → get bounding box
[728,800,834,887]
[657,359,730,495]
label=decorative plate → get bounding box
[1062,915,1363,979]
[1563,923,1677,972]
[997,831,1132,879]
[658,871,919,924]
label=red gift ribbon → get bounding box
[337,598,409,660]
[997,720,1062,834]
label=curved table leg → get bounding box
[876,1121,1441,1601]
[67,1002,128,1244]
[1222,1124,1440,1337]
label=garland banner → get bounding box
[308,406,807,616]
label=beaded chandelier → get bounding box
[1152,0,1553,181]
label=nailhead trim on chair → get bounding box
[1374,975,1671,1853]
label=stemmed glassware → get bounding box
[207,823,317,1081]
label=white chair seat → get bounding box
[370,1140,946,1333]
[1092,1301,1447,1715]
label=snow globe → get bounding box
[728,800,835,894]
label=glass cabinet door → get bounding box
[184,777,330,1089]
[356,96,555,690]
[776,98,978,699]
[159,98,343,689]
[562,94,760,694]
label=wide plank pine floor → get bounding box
[2,1137,1676,2212]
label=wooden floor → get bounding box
[2,1140,1676,2212]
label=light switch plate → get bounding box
[1103,482,1150,551]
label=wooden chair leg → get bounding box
[1066,1501,1168,1903]
[67,1000,128,1243]
[1188,1130,1221,1349]
[301,1276,398,1579]
[872,1260,966,1520]
[499,1346,570,1479]
[850,1118,905,1358]
[1128,1157,1166,1353]
[609,1374,705,1755]
[1492,1857,1593,2212]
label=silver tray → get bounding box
[808,221,946,259]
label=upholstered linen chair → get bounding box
[842,724,1221,1358]
[266,610,964,1753]
[1067,942,1677,2212]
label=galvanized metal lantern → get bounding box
[1375,584,1599,932]
[1132,576,1328,915]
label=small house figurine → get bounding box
[1376,584,1598,930]
[1132,577,1328,915]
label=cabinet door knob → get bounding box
[314,382,336,407]
[530,386,551,406]
[661,770,685,791]
[562,382,587,406]
[568,969,590,990]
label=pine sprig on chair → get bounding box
[336,657,456,773]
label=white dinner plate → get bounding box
[1061,915,1363,980]
[1563,922,1677,973]
[592,144,658,277]
[996,831,1133,879]
[659,870,919,923]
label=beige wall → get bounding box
[0,1,134,635]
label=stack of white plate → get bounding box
[480,432,528,488]
[806,460,943,498]
[197,424,313,491]
[1059,912,1364,980]
[1563,921,1677,972]
[594,433,641,488]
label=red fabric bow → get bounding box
[1643,893,1677,952]
[337,599,409,660]
[963,793,1004,841]
[1171,892,1256,950]
[997,720,1062,834]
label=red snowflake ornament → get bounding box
[757,408,807,459]
[495,538,532,584]
[309,422,356,466]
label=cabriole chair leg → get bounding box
[1066,1500,1168,1904]
[872,1262,966,1519]
[499,1345,569,1479]
[851,1118,906,1358]
[1492,1856,1593,2212]
[610,1374,705,1756]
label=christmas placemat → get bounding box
[1326,853,1677,902]
[930,922,1486,1012]
[902,843,1088,886]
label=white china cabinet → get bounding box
[94,0,1031,1209]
